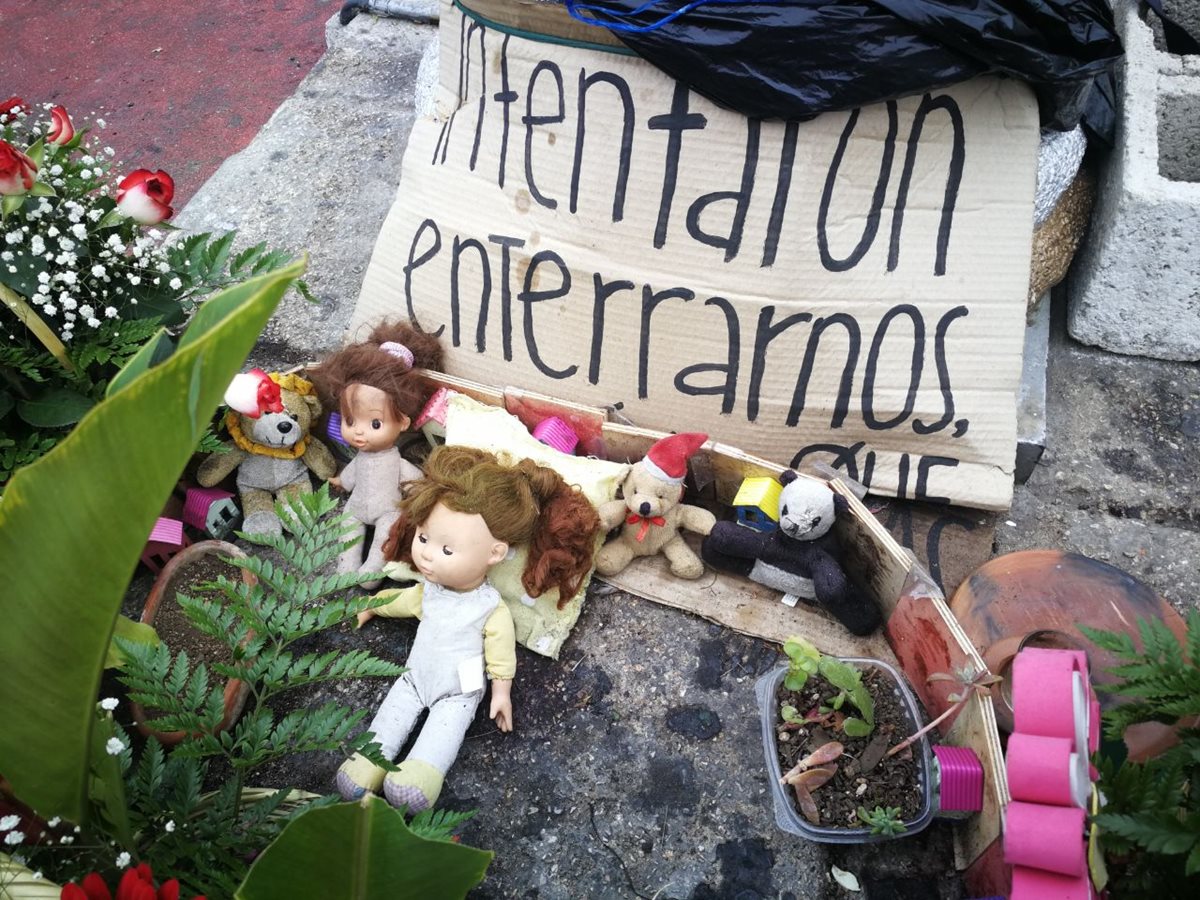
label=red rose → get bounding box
[0,96,30,122]
[115,169,175,224]
[47,105,75,145]
[0,139,38,196]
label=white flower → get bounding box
[4,231,22,245]
[164,820,176,833]
[82,155,95,165]
[128,275,141,285]
[97,118,107,128]
[71,223,87,240]
[100,697,119,711]
[36,271,50,284]
[91,264,106,278]
[88,208,104,221]
[87,317,101,328]
[36,284,50,295]
[46,225,60,237]
[43,304,57,316]
[46,817,61,828]
[58,237,75,251]
[59,834,74,844]
[104,306,118,318]
[80,169,92,179]
[79,304,94,318]
[0,815,19,831]
[30,235,45,255]
[49,164,63,176]
[116,851,131,868]
[57,271,77,286]
[0,251,11,261]
[169,277,182,290]
[4,830,23,846]
[31,872,42,881]
[105,737,125,756]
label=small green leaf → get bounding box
[96,208,125,229]
[26,137,45,168]
[843,718,872,738]
[104,615,160,669]
[2,195,23,216]
[16,387,95,427]
[30,181,56,197]
[784,670,808,692]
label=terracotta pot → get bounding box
[131,539,255,747]
[756,657,935,843]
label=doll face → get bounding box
[411,502,508,592]
[341,383,409,452]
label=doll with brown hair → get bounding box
[335,445,601,812]
[309,320,443,588]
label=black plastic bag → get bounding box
[563,0,1122,131]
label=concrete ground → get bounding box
[16,6,1200,899]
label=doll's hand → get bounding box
[356,608,376,628]
[490,679,513,733]
[330,475,344,491]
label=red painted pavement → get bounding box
[1,1,339,205]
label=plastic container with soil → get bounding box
[131,539,255,746]
[755,656,934,843]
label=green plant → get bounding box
[1081,612,1200,896]
[0,98,308,490]
[0,262,302,825]
[780,637,875,738]
[235,797,492,900]
[886,663,1000,759]
[856,805,906,837]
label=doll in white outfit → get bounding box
[335,445,602,811]
[310,321,442,589]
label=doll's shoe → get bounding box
[382,759,444,812]
[335,753,387,801]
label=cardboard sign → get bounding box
[353,0,1039,510]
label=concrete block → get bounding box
[1015,295,1051,484]
[1067,0,1200,362]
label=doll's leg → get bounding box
[358,509,400,590]
[335,674,423,800]
[241,488,281,536]
[337,516,367,575]
[661,533,705,579]
[383,691,482,812]
[594,539,635,576]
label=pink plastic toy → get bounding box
[532,416,579,455]
[141,517,191,574]
[182,486,241,539]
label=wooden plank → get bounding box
[599,543,897,663]
[459,0,628,49]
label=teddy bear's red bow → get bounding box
[626,512,666,542]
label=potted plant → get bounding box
[755,636,934,842]
[129,539,256,746]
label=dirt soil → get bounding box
[774,669,924,830]
[149,555,242,671]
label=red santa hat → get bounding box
[225,369,283,419]
[641,432,708,485]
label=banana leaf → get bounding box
[0,260,305,823]
[235,797,492,900]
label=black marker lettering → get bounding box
[450,236,491,351]
[673,296,740,414]
[639,284,694,398]
[748,305,812,422]
[572,70,634,223]
[589,273,635,385]
[403,218,443,337]
[862,304,924,430]
[518,250,576,379]
[648,82,707,249]
[487,233,525,361]
[685,119,760,262]
[523,61,565,210]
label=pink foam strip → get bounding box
[1004,801,1087,876]
[1012,648,1083,745]
[148,517,184,544]
[1007,733,1082,807]
[1010,863,1094,899]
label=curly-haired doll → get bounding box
[335,445,602,812]
[309,320,443,587]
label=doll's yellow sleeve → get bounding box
[368,584,423,620]
[483,603,517,680]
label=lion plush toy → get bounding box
[197,370,337,535]
[595,432,716,579]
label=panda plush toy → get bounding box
[700,471,881,635]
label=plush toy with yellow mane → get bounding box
[197,370,337,535]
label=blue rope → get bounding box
[564,0,764,34]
